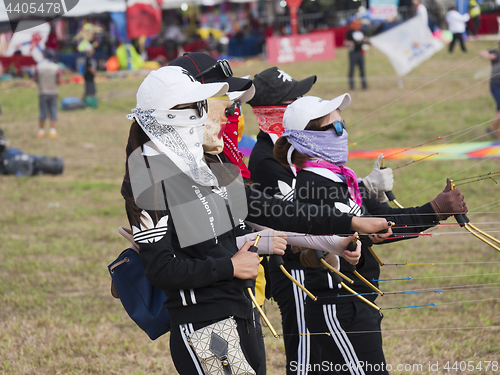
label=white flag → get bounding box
[370,16,444,77]
[5,21,50,62]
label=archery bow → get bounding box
[273,255,318,301]
[314,249,381,311]
[245,235,279,338]
[376,157,500,254]
[381,138,442,208]
[345,236,384,296]
[450,180,500,252]
[381,156,404,208]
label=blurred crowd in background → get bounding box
[2,0,500,80]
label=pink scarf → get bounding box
[302,160,363,206]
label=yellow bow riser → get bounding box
[246,287,279,338]
[247,235,279,338]
[381,157,404,208]
[315,250,382,310]
[274,255,318,301]
[318,258,354,284]
[278,263,318,301]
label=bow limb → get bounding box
[381,156,404,208]
[450,180,500,252]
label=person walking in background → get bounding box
[469,0,481,40]
[446,6,470,53]
[480,44,500,139]
[345,19,368,90]
[83,45,97,100]
[35,50,61,138]
[163,17,185,62]
[413,0,429,28]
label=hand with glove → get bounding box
[430,178,468,221]
[362,154,394,203]
[236,229,287,255]
[299,248,339,269]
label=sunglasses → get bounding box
[196,99,208,117]
[195,59,233,79]
[321,119,346,136]
[225,101,239,118]
[174,99,208,117]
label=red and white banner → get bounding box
[266,31,335,64]
[127,0,162,40]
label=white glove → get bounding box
[236,229,287,255]
[362,154,394,203]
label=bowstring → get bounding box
[353,75,492,144]
[349,54,483,127]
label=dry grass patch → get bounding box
[1,40,499,374]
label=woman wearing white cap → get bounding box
[165,55,411,375]
[122,66,267,374]
[120,66,378,375]
[274,94,468,374]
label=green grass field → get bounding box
[1,39,499,374]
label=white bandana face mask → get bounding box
[127,107,218,186]
[203,96,231,155]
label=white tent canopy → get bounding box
[66,0,126,16]
[162,0,256,9]
[0,0,126,23]
[0,0,257,23]
[162,0,223,8]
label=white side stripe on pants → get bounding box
[291,269,310,375]
[180,323,205,374]
[323,304,366,375]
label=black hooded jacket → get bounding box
[295,169,438,304]
[123,147,357,325]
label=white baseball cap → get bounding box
[136,66,229,110]
[283,94,351,131]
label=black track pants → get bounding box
[269,256,323,375]
[304,300,388,375]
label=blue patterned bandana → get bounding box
[281,128,349,166]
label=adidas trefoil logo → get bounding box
[212,186,228,200]
[132,210,168,243]
[277,179,295,201]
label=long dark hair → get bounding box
[273,115,326,169]
[122,121,150,226]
